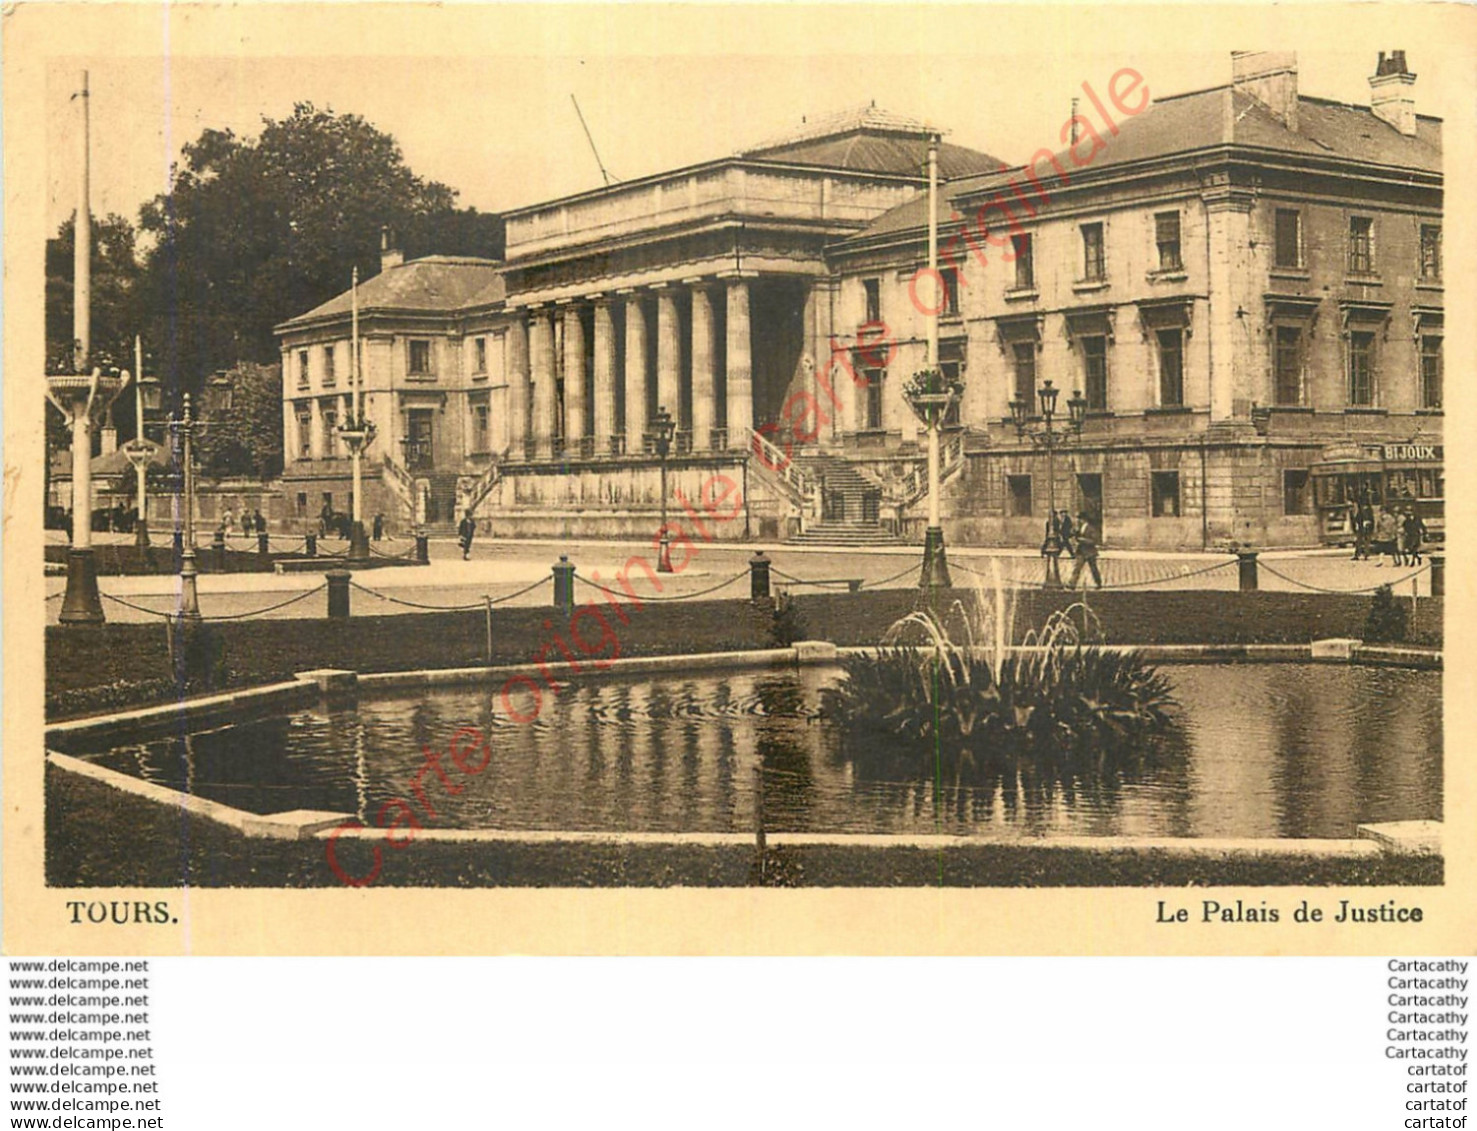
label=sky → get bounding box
[45,37,1447,236]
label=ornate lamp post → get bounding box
[121,336,161,548]
[168,393,203,621]
[651,405,676,573]
[905,368,962,588]
[1009,379,1088,589]
[338,267,375,562]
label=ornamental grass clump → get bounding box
[827,590,1176,790]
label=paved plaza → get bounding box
[44,529,1439,625]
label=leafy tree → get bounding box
[45,212,141,374]
[137,103,504,392]
[193,362,285,480]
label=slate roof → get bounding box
[739,103,1007,179]
[847,85,1441,246]
[277,256,505,331]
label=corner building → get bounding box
[276,52,1442,549]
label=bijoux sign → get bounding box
[1382,444,1442,462]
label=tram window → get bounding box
[1387,471,1417,500]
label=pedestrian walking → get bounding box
[1352,501,1374,561]
[1068,511,1102,590]
[240,510,251,537]
[252,508,266,534]
[1058,510,1076,547]
[372,513,385,541]
[1374,506,1401,567]
[1402,508,1427,566]
[457,511,477,560]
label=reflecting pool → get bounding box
[59,663,1440,839]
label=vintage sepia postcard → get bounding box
[4,2,1474,955]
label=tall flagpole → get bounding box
[920,132,951,588]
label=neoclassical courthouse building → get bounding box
[276,50,1442,549]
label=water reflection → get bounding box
[66,663,1440,840]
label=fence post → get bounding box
[1237,550,1259,592]
[749,550,772,601]
[257,531,270,558]
[211,528,227,571]
[415,533,430,565]
[1430,552,1445,597]
[305,532,318,558]
[552,555,576,615]
[326,570,351,619]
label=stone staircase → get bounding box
[788,521,909,547]
[788,455,904,545]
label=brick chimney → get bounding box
[1370,50,1418,136]
[1231,51,1298,131]
[380,226,404,273]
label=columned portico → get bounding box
[507,278,767,462]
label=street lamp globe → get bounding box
[1038,379,1060,420]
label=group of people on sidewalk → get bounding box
[1350,499,1427,568]
[1043,509,1103,589]
[221,507,268,536]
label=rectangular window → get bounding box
[297,350,310,388]
[1348,330,1376,406]
[472,402,490,452]
[940,267,960,316]
[1274,325,1303,406]
[474,336,488,375]
[1420,334,1443,409]
[1007,474,1033,517]
[1082,336,1108,412]
[1012,341,1037,407]
[322,345,336,386]
[863,369,884,430]
[1081,222,1105,282]
[863,278,881,323]
[1274,209,1301,269]
[296,410,312,459]
[1012,234,1034,289]
[321,407,338,457]
[1420,225,1442,281]
[1156,328,1184,406]
[1155,212,1182,271]
[1348,216,1375,276]
[1150,470,1181,518]
[1283,469,1311,516]
[408,339,433,376]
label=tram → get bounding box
[1309,441,1443,546]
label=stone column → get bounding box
[623,291,649,454]
[530,308,556,457]
[592,299,618,455]
[507,312,530,456]
[562,304,587,452]
[689,281,716,448]
[724,277,753,449]
[655,285,681,426]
